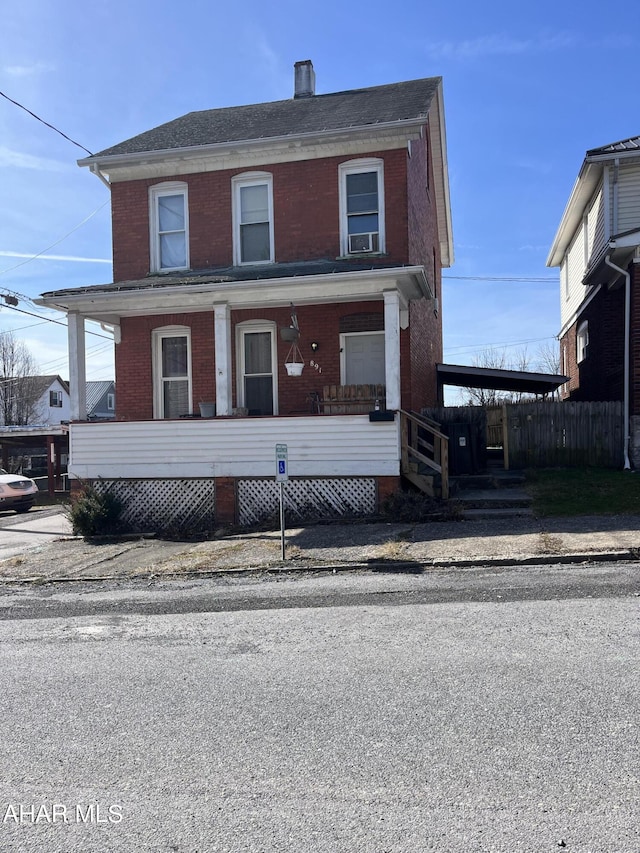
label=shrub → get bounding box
[68,484,124,537]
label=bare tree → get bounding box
[463,347,534,406]
[0,332,41,425]
[535,339,561,400]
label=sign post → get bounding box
[275,444,288,560]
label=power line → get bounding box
[0,89,93,156]
[0,201,110,278]
[443,275,557,283]
[1,302,112,340]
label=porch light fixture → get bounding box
[310,341,319,352]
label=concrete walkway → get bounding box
[0,507,639,583]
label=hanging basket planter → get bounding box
[284,343,304,376]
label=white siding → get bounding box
[560,223,587,329]
[69,415,401,480]
[587,183,604,262]
[617,162,640,233]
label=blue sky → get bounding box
[1,0,638,399]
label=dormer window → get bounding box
[232,173,274,265]
[149,183,189,272]
[339,159,385,256]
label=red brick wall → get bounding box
[560,284,625,403]
[116,312,216,419]
[111,150,410,282]
[406,123,443,409]
[115,301,396,420]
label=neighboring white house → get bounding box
[547,134,640,468]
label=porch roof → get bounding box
[36,262,432,325]
[437,363,568,395]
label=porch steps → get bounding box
[404,464,436,498]
[450,469,534,519]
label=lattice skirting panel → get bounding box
[237,478,376,526]
[92,479,215,534]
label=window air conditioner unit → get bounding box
[349,232,378,253]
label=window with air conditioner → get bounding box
[339,159,385,256]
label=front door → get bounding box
[342,332,386,385]
[240,327,275,415]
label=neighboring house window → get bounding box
[152,327,192,418]
[232,173,274,265]
[339,159,385,255]
[49,390,63,407]
[107,393,115,410]
[576,321,589,363]
[149,183,189,272]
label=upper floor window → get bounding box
[339,159,385,256]
[107,393,115,411]
[232,173,274,265]
[152,326,192,419]
[49,390,63,408]
[577,321,589,363]
[149,183,189,272]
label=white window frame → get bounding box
[49,389,63,408]
[149,182,190,273]
[107,393,115,411]
[232,173,274,266]
[152,326,192,419]
[339,158,385,257]
[235,321,278,415]
[576,321,589,363]
[339,331,386,385]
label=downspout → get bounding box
[604,254,631,469]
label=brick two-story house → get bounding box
[547,135,640,468]
[38,61,453,530]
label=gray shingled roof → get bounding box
[92,77,441,159]
[587,136,640,156]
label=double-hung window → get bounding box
[339,159,385,256]
[49,390,63,408]
[232,173,274,265]
[150,183,189,272]
[577,321,589,363]
[152,327,192,419]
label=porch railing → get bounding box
[400,410,449,499]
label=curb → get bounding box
[1,549,637,586]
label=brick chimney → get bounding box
[294,60,315,99]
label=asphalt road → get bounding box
[0,566,638,853]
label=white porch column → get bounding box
[383,291,401,411]
[68,312,87,420]
[214,303,233,415]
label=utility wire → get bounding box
[0,89,93,156]
[1,303,112,340]
[0,201,110,278]
[443,275,557,283]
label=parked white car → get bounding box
[0,469,38,514]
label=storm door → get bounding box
[342,332,386,385]
[239,326,276,415]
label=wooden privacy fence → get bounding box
[423,401,624,469]
[503,401,624,469]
